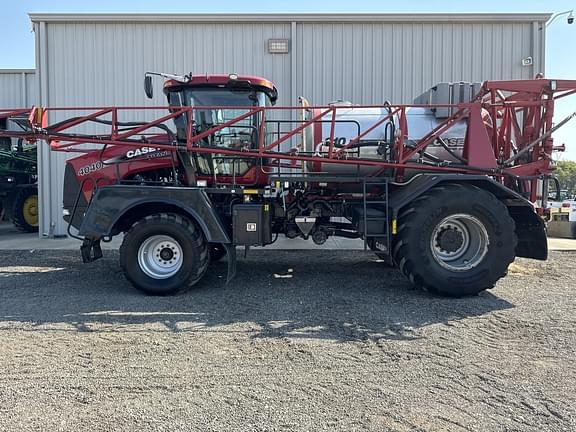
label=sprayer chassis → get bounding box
[0,78,574,296]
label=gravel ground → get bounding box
[0,249,574,432]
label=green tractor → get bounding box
[0,132,38,233]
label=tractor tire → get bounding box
[392,184,517,297]
[119,213,209,295]
[209,243,227,262]
[11,186,39,233]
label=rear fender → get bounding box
[389,174,547,260]
[505,203,547,260]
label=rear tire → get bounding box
[120,213,208,295]
[392,184,516,297]
[11,186,39,233]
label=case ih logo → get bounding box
[101,146,170,166]
[126,147,161,159]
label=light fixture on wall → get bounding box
[268,39,289,54]
[521,56,533,67]
[547,10,574,27]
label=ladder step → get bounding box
[363,179,389,254]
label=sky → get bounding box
[1,0,575,159]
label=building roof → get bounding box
[0,69,35,74]
[28,12,552,24]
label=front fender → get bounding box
[77,185,230,243]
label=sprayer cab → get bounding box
[143,73,278,143]
[142,73,280,184]
[154,73,277,183]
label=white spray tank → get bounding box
[300,82,482,176]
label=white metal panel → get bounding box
[44,22,291,108]
[0,74,23,109]
[295,22,537,106]
[0,71,36,109]
[0,69,36,163]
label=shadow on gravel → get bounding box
[0,250,513,342]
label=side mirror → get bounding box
[144,75,153,99]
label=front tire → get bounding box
[393,184,517,297]
[120,213,208,295]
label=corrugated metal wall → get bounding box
[0,71,36,155]
[44,23,292,107]
[0,70,36,111]
[32,16,546,237]
[296,22,536,105]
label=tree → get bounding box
[555,160,576,198]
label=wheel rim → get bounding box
[22,195,38,227]
[137,235,183,279]
[430,214,489,271]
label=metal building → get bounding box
[0,70,36,127]
[0,70,36,192]
[3,13,551,237]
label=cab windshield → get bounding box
[171,86,271,179]
[182,87,269,150]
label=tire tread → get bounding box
[392,184,517,296]
[119,212,208,295]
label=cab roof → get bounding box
[163,74,278,103]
